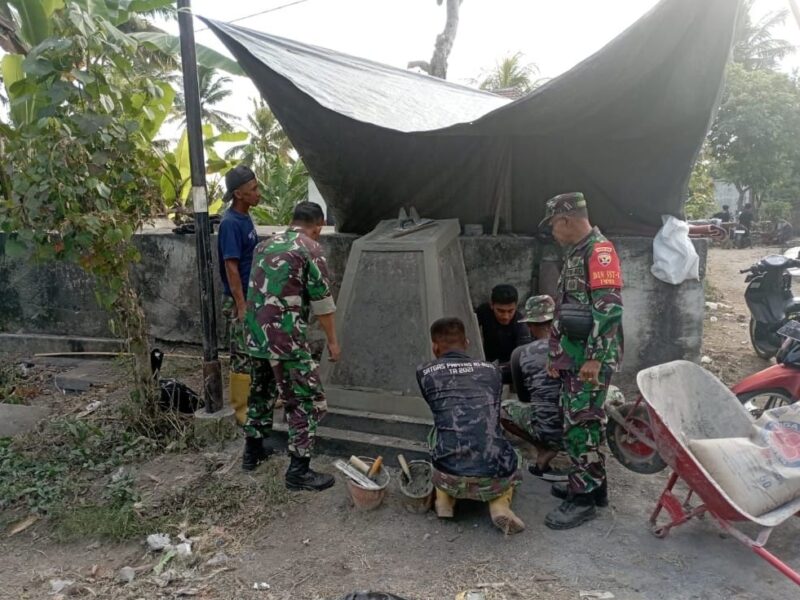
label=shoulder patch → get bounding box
[588,242,622,289]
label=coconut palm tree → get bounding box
[172,66,239,132]
[227,100,293,164]
[733,0,795,71]
[479,52,540,94]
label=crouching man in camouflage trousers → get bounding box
[242,202,341,491]
[501,295,568,483]
[416,317,525,535]
[539,192,623,530]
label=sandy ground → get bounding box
[1,246,799,600]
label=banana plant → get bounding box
[159,124,248,215]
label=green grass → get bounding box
[704,279,722,303]
[52,504,165,542]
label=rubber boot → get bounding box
[544,494,597,530]
[229,372,251,425]
[550,481,608,507]
[285,455,335,491]
[242,436,271,471]
[488,488,525,535]
[434,488,456,518]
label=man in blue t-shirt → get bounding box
[217,164,260,423]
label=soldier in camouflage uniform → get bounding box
[539,192,623,530]
[416,317,525,535]
[242,202,341,491]
[501,295,568,482]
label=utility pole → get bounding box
[788,0,800,32]
[177,0,224,413]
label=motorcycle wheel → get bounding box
[749,318,777,360]
[607,402,667,474]
[737,389,793,418]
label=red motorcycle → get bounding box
[607,320,800,473]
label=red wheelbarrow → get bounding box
[637,360,800,587]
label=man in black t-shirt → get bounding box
[475,284,532,383]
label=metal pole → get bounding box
[788,0,800,32]
[177,0,223,413]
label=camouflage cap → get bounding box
[519,295,556,323]
[538,192,587,229]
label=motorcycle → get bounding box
[733,320,800,417]
[607,321,800,474]
[741,254,800,359]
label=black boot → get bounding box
[285,455,335,491]
[550,481,608,507]
[262,435,285,455]
[544,494,597,530]
[242,436,272,471]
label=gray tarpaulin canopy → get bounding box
[203,0,742,236]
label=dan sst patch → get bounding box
[588,242,622,290]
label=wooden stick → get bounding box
[367,456,383,479]
[397,454,412,481]
[348,456,370,475]
[33,351,206,360]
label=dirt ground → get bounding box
[701,246,784,387]
[2,246,800,600]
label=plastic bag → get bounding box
[651,215,700,285]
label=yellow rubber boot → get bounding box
[489,488,525,535]
[229,372,251,425]
[435,488,456,518]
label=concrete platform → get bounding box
[53,360,118,394]
[0,404,49,438]
[0,333,124,356]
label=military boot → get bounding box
[550,481,608,507]
[242,436,272,471]
[285,455,335,491]
[434,488,456,518]
[544,494,597,530]
[488,489,525,535]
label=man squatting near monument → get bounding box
[475,284,531,384]
[241,201,341,491]
[416,317,526,535]
[501,295,568,483]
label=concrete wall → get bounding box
[0,229,706,388]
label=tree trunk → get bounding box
[735,183,748,211]
[408,0,461,79]
[430,0,461,79]
[115,274,155,409]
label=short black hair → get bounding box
[744,203,752,209]
[292,201,325,225]
[722,205,729,210]
[430,317,466,346]
[491,284,518,305]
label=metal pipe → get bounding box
[177,0,223,412]
[788,0,800,32]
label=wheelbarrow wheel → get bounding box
[607,402,667,474]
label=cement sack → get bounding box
[651,215,700,285]
[688,404,800,517]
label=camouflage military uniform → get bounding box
[243,226,336,458]
[416,350,521,501]
[221,297,249,374]
[546,200,624,496]
[502,295,563,449]
[504,338,563,450]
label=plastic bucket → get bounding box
[398,460,433,514]
[345,456,390,511]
